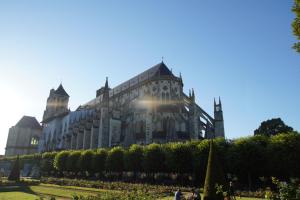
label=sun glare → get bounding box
[0,86,27,154]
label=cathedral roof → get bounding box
[83,62,176,106]
[152,61,173,76]
[111,62,174,94]
[55,84,69,97]
[15,116,42,129]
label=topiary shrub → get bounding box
[106,147,124,173]
[124,144,144,172]
[78,150,95,176]
[203,140,227,200]
[66,151,81,175]
[92,148,107,176]
[54,151,69,174]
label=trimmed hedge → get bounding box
[2,132,300,186]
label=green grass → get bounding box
[0,184,120,200]
[0,192,39,200]
[0,183,265,200]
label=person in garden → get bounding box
[229,181,236,200]
[189,189,200,200]
[174,188,182,200]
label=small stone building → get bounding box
[5,116,42,156]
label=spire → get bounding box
[105,77,108,89]
[192,88,195,98]
[219,96,222,105]
[179,72,182,79]
[55,84,69,97]
[214,98,216,112]
[103,77,110,104]
[189,89,191,98]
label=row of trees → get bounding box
[1,132,300,186]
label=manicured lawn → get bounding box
[0,183,265,200]
[0,192,39,200]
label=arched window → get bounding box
[31,137,39,145]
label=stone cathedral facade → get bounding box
[38,62,224,152]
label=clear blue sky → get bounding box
[0,0,299,155]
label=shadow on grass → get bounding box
[0,185,37,196]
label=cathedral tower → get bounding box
[213,97,225,138]
[42,84,69,122]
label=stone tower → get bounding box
[188,89,200,139]
[43,84,69,122]
[5,116,42,156]
[98,77,110,148]
[213,97,225,138]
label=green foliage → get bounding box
[106,147,124,172]
[228,135,268,186]
[272,177,300,200]
[165,143,193,173]
[79,150,95,173]
[254,118,293,136]
[8,156,20,181]
[41,152,57,174]
[41,177,192,199]
[292,0,300,53]
[203,140,227,200]
[92,149,107,173]
[66,151,81,173]
[2,132,300,186]
[143,143,166,173]
[268,133,300,178]
[124,144,144,172]
[54,151,69,172]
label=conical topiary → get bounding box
[202,140,227,200]
[8,155,20,181]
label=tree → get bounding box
[143,143,166,173]
[227,136,268,190]
[292,0,300,53]
[66,151,81,173]
[268,133,300,178]
[106,147,124,173]
[124,144,144,172]
[193,140,210,185]
[92,148,107,174]
[203,140,227,200]
[254,118,293,136]
[8,155,20,181]
[165,143,193,174]
[40,152,57,175]
[54,151,69,173]
[78,150,94,174]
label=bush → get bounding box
[143,143,166,173]
[124,144,144,172]
[165,143,193,174]
[41,152,57,175]
[54,151,69,173]
[92,149,107,174]
[78,150,95,173]
[268,133,300,178]
[66,151,81,173]
[106,147,124,173]
[203,140,227,200]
